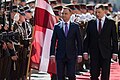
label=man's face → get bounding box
[108,7,113,12]
[11,12,16,19]
[21,2,26,6]
[61,8,72,22]
[96,8,105,19]
[81,9,87,14]
[25,12,32,20]
[19,15,25,22]
[72,9,81,14]
[4,24,9,30]
[29,3,35,8]
[88,10,94,14]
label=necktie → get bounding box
[65,23,68,37]
[98,19,101,33]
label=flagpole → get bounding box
[25,0,37,79]
[25,23,35,80]
[25,34,32,80]
[25,37,32,79]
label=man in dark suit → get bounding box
[117,21,120,65]
[83,5,118,80]
[50,7,82,80]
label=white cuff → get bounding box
[50,55,55,57]
[78,55,82,57]
[83,52,88,54]
[113,54,118,56]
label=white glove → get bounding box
[14,13,20,22]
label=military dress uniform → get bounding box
[0,29,16,80]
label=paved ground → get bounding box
[27,70,51,80]
[28,62,120,80]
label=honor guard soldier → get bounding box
[19,0,26,8]
[75,3,81,11]
[86,4,95,15]
[26,0,35,8]
[18,7,32,79]
[24,6,32,40]
[53,9,62,22]
[118,21,120,39]
[53,4,63,21]
[12,8,28,79]
[104,4,110,16]
[71,0,78,4]
[104,4,113,20]
[49,0,58,8]
[118,21,120,65]
[0,21,18,79]
[2,0,11,6]
[108,3,113,14]
[53,4,63,11]
[26,0,35,18]
[80,3,87,14]
[65,3,80,14]
[65,3,81,23]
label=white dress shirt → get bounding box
[83,16,118,56]
[62,20,70,33]
[83,16,106,55]
[97,16,105,31]
[50,20,70,57]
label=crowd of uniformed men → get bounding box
[0,0,120,80]
[0,0,34,79]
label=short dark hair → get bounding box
[62,7,72,13]
[108,3,112,7]
[96,5,105,10]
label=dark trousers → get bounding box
[56,58,76,80]
[51,73,57,80]
[118,48,120,65]
[0,57,11,80]
[90,51,111,80]
[76,58,90,72]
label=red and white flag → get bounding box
[30,0,57,73]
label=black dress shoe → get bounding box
[80,69,89,72]
[76,72,83,75]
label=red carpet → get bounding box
[76,62,120,80]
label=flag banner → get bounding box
[30,0,57,73]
